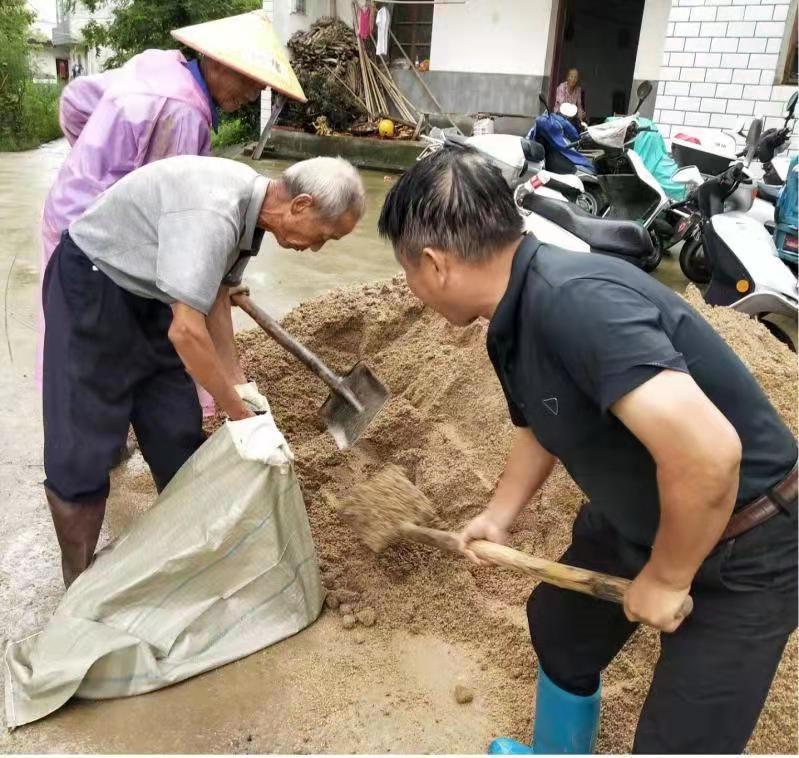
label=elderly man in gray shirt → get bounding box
[42,154,365,587]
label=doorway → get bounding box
[550,0,645,124]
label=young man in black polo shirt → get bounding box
[377,148,798,754]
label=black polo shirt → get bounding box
[487,236,797,547]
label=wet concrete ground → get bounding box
[0,139,778,752]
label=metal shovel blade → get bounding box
[320,362,389,450]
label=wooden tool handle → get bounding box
[400,523,693,624]
[231,293,363,412]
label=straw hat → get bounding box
[171,10,306,102]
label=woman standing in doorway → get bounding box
[554,67,586,123]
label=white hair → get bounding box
[282,156,366,220]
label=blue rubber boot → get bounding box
[488,669,601,754]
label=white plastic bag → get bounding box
[586,115,637,149]
[4,415,324,728]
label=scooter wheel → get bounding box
[575,192,598,215]
[574,185,607,216]
[679,238,711,284]
[760,319,796,352]
[641,235,663,273]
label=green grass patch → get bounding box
[0,82,63,152]
[211,118,253,150]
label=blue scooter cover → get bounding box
[529,112,596,173]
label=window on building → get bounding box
[777,9,797,85]
[292,0,306,15]
[389,3,433,64]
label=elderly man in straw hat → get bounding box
[38,10,303,417]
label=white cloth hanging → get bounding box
[376,6,391,56]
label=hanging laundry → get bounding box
[376,5,391,56]
[357,3,373,40]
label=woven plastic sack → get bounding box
[4,414,324,728]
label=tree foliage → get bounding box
[75,0,261,70]
[0,0,35,112]
[0,0,62,150]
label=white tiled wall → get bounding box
[653,0,798,150]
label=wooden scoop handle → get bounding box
[232,292,363,412]
[399,522,694,625]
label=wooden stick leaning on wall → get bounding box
[387,26,459,130]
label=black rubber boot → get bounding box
[45,486,106,588]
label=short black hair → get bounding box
[377,147,523,263]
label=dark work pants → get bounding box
[527,500,798,754]
[42,233,205,502]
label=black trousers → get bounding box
[42,233,205,502]
[527,500,798,753]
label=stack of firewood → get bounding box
[286,15,421,131]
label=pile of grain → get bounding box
[233,277,797,753]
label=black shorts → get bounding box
[42,232,204,501]
[527,502,798,753]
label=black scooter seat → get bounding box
[522,194,654,258]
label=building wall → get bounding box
[631,0,672,117]
[556,0,645,119]
[652,0,797,149]
[265,0,555,128]
[271,0,353,45]
[390,0,556,126]
[429,0,554,77]
[30,44,72,82]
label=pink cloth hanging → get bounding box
[357,5,373,39]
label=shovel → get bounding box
[339,466,694,627]
[231,291,389,450]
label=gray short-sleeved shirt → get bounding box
[69,155,269,315]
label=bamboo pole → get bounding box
[369,33,420,121]
[370,59,417,122]
[366,48,388,115]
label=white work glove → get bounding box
[235,382,271,414]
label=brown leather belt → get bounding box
[719,465,798,543]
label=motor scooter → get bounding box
[418,128,586,200]
[513,174,662,271]
[531,81,660,216]
[674,119,798,349]
[672,92,797,184]
[416,128,661,272]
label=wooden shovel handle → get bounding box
[231,292,363,412]
[399,523,693,625]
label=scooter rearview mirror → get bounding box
[787,91,798,119]
[633,80,653,113]
[744,117,763,166]
[538,94,550,114]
